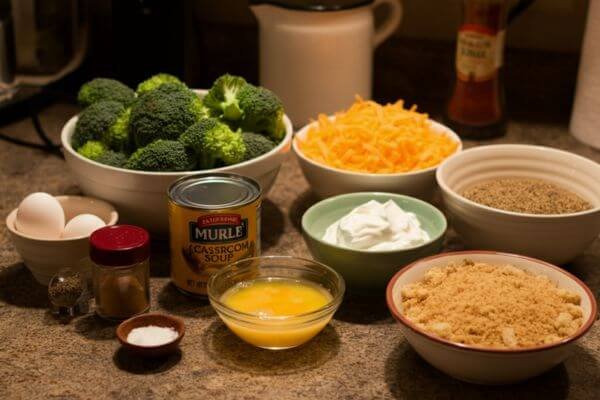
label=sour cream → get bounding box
[323,200,430,251]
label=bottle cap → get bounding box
[90,225,150,267]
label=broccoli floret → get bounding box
[136,73,186,95]
[96,150,128,168]
[149,81,187,95]
[130,84,205,148]
[77,139,128,168]
[77,140,107,160]
[190,94,208,120]
[197,98,212,120]
[150,82,211,118]
[242,132,276,161]
[202,74,247,121]
[72,101,125,150]
[125,140,195,171]
[179,118,246,169]
[101,107,131,152]
[77,78,135,107]
[238,84,286,141]
[71,126,95,151]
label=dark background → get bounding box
[2,0,586,126]
[79,0,588,124]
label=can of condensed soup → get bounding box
[168,173,261,296]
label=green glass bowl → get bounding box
[301,192,447,294]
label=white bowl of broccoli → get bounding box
[61,74,293,236]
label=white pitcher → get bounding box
[250,0,402,126]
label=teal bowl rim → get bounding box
[301,192,448,254]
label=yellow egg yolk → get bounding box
[218,277,335,349]
[221,278,332,317]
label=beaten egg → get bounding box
[219,277,334,349]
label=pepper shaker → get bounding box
[48,268,85,318]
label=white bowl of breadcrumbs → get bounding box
[386,251,597,385]
[436,144,600,265]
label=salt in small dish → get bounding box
[116,313,185,358]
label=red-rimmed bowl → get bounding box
[386,251,597,385]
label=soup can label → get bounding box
[168,173,261,296]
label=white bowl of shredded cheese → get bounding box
[293,99,462,200]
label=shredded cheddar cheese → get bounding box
[297,97,459,174]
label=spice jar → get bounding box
[90,225,151,320]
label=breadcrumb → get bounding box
[461,178,592,214]
[400,260,584,349]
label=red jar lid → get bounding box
[90,225,150,267]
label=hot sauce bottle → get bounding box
[446,0,509,139]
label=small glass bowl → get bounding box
[207,256,345,350]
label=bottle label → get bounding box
[456,25,505,82]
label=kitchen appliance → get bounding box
[0,0,87,153]
[0,0,87,98]
[250,0,402,126]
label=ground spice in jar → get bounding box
[461,177,593,214]
[96,274,149,319]
[90,225,151,320]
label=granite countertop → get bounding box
[0,103,599,400]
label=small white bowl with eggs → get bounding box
[6,193,118,284]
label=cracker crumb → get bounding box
[400,260,584,349]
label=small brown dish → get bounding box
[116,313,185,358]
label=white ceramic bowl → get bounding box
[61,89,293,236]
[6,195,118,285]
[293,118,461,200]
[386,251,597,385]
[436,144,600,265]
